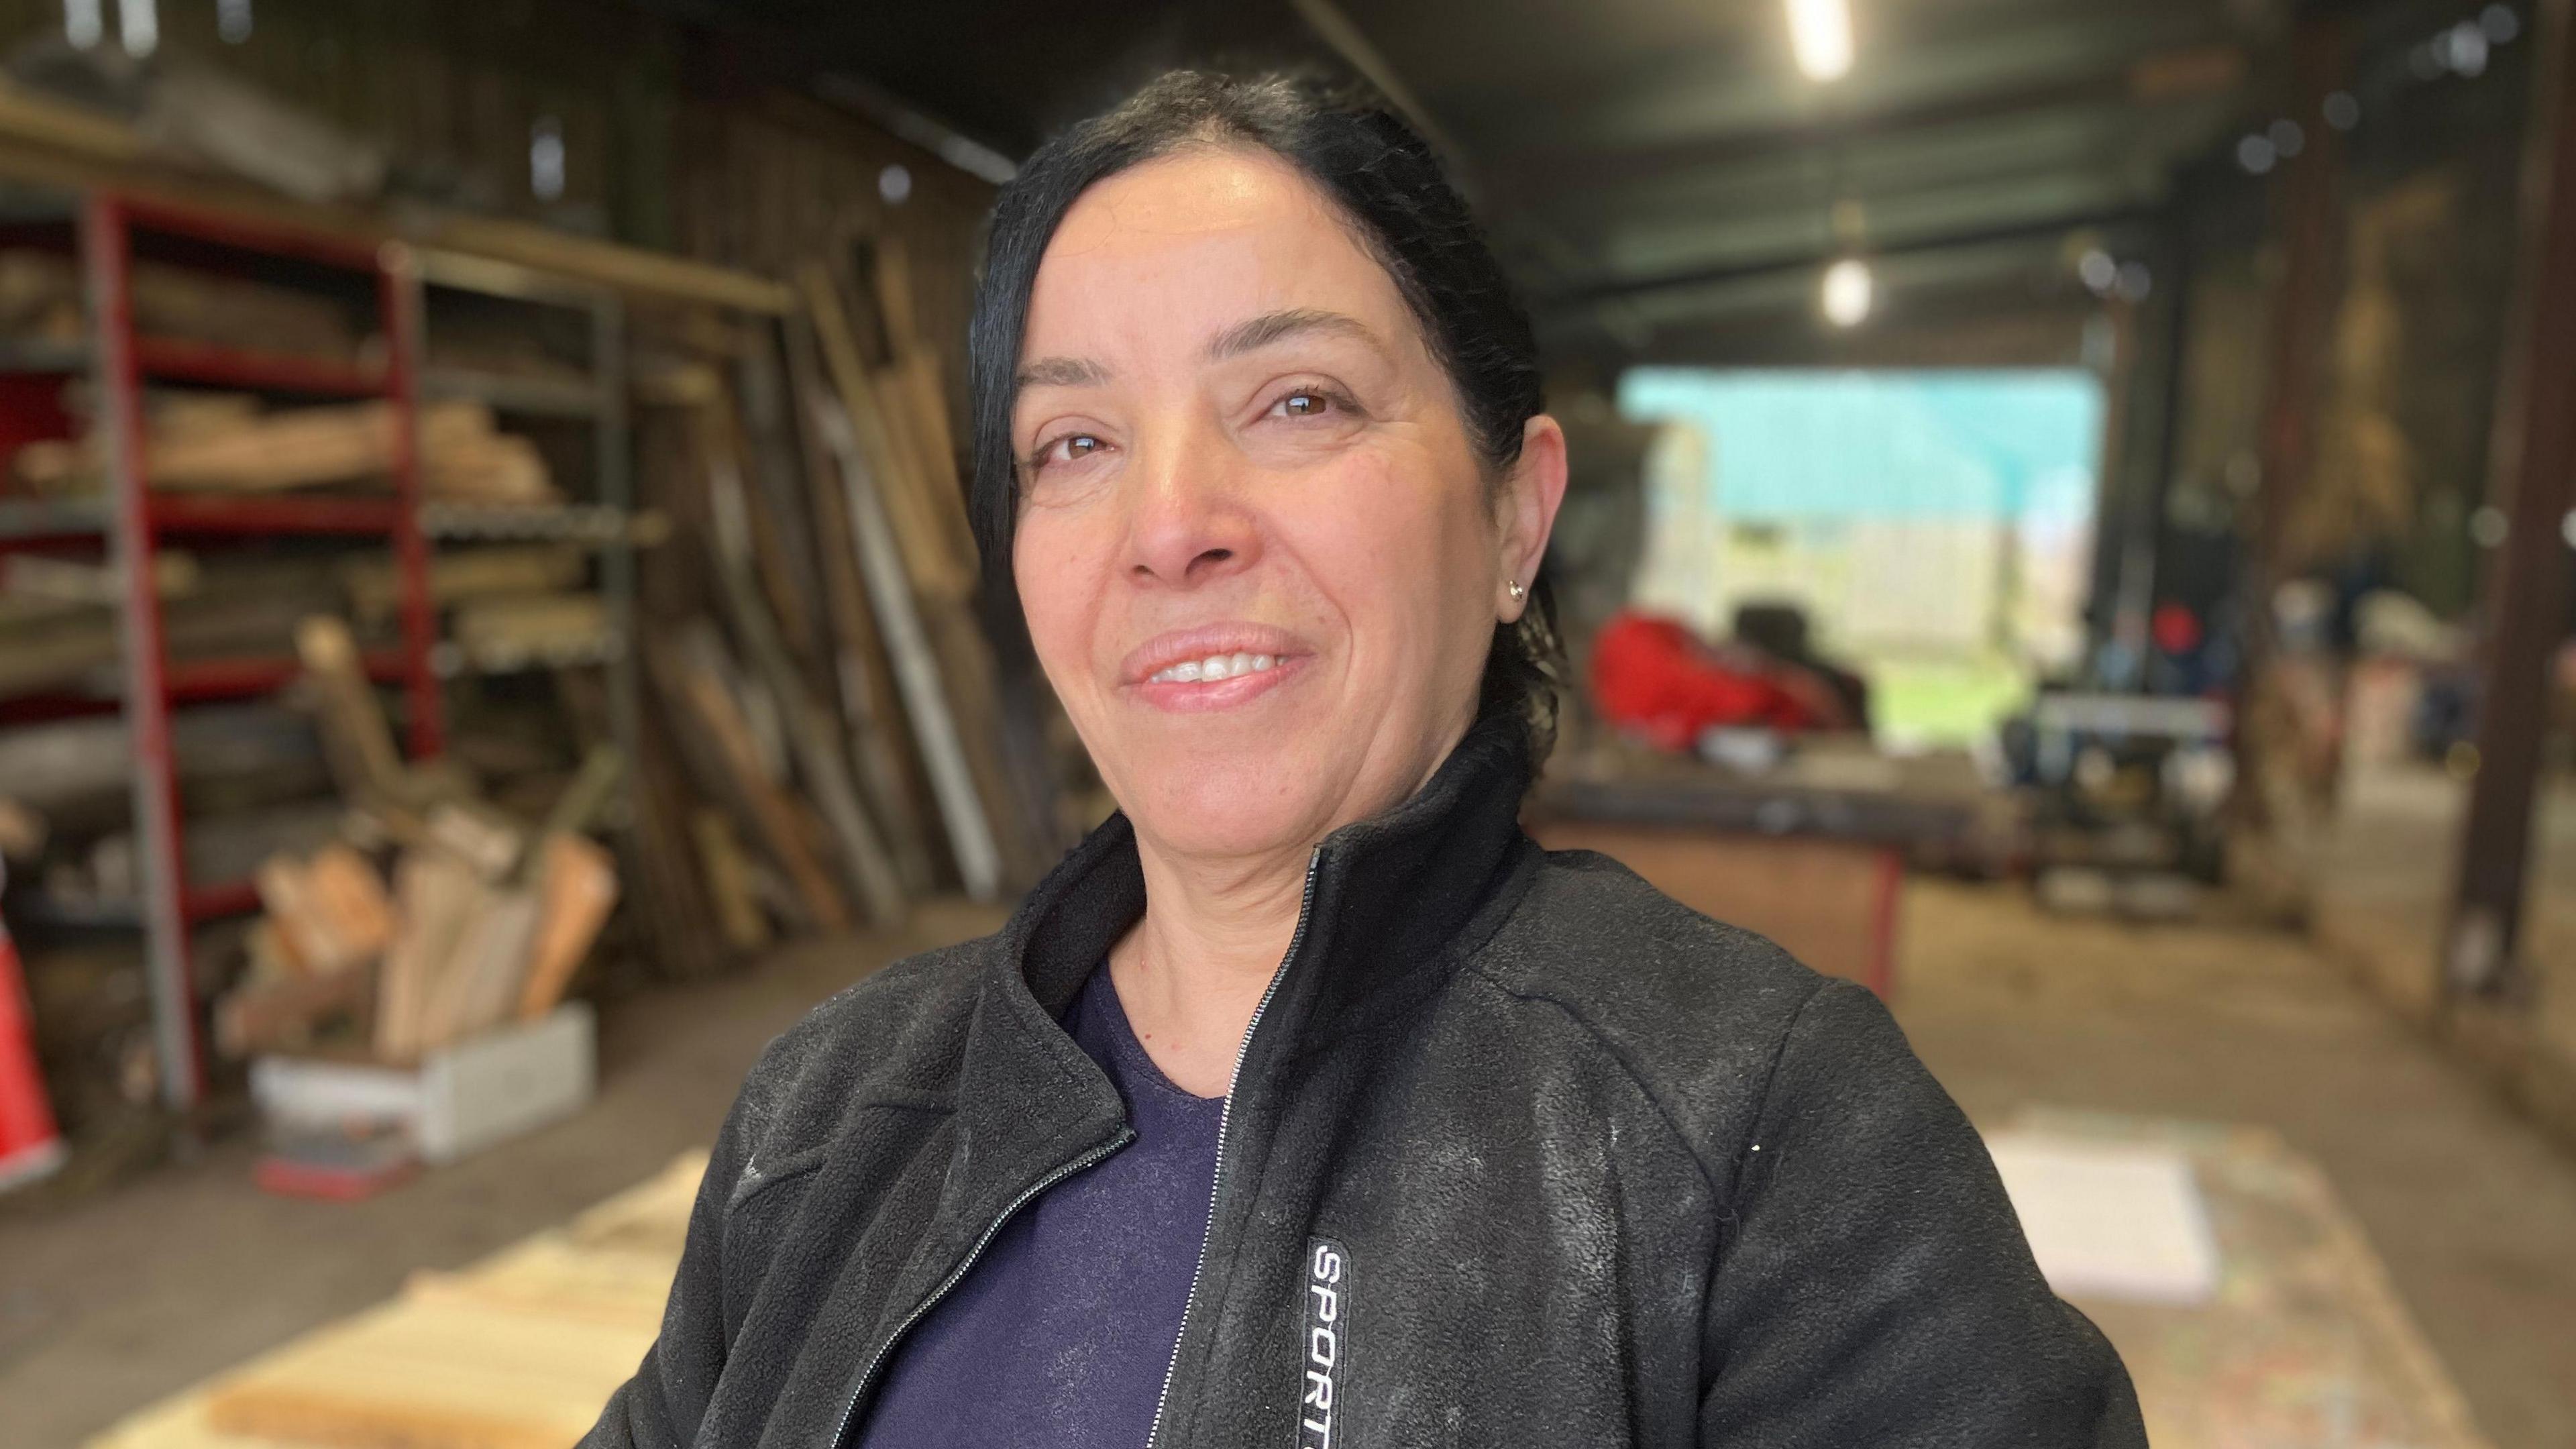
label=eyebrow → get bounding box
[1012,309,1386,394]
[1207,308,1383,362]
[1014,355,1110,389]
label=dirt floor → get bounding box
[1896,881,2576,1449]
[4,883,2575,1449]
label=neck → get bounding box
[1108,835,1314,1096]
[1098,714,1481,1096]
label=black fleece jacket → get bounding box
[584,716,2146,1448]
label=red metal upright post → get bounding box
[83,193,203,1111]
[65,195,449,1114]
[376,243,443,759]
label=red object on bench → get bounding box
[1587,609,1836,751]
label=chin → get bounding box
[1119,759,1332,863]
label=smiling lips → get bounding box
[1124,625,1308,710]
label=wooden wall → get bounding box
[0,0,996,378]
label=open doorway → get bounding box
[1617,367,2105,749]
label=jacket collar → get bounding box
[934,712,1538,1234]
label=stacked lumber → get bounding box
[0,248,362,359]
[0,549,198,699]
[0,214,1075,1046]
[11,397,557,504]
[0,545,397,710]
[0,553,358,946]
[91,1150,708,1449]
[212,620,621,1065]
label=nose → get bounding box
[1120,417,1259,589]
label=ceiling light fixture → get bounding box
[1821,258,1872,327]
[1788,0,1855,81]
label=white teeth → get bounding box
[1150,651,1285,684]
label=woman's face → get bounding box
[1010,146,1564,867]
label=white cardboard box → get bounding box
[252,1002,596,1165]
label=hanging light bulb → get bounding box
[1821,258,1873,327]
[1787,0,1854,81]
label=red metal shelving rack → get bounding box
[80,193,443,1112]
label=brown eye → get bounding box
[1036,433,1104,469]
[1274,390,1334,419]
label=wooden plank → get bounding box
[689,808,770,953]
[924,598,1042,890]
[894,350,977,568]
[533,746,625,849]
[414,875,538,1051]
[833,246,1040,885]
[448,594,610,672]
[0,77,792,315]
[294,616,408,805]
[198,1292,653,1449]
[643,623,853,932]
[564,1149,708,1252]
[626,709,729,981]
[869,235,921,360]
[421,802,525,883]
[22,399,542,498]
[865,355,947,570]
[806,387,1004,902]
[865,237,979,574]
[515,833,619,1020]
[374,850,476,1063]
[341,546,588,625]
[694,402,907,927]
[254,844,393,977]
[215,961,376,1060]
[426,221,792,318]
[777,311,931,893]
[0,79,146,165]
[91,1155,712,1449]
[711,351,824,679]
[801,264,973,604]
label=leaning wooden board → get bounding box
[88,1152,706,1449]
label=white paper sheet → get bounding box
[1986,1131,2222,1305]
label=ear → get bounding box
[1497,414,1569,623]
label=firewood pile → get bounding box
[209,618,621,1067]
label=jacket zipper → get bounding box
[826,1126,1136,1448]
[1144,845,1326,1449]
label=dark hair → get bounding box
[966,69,1564,759]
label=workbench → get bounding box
[1525,739,2008,997]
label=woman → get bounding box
[588,72,2143,1448]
